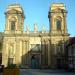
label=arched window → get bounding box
[10,17,16,31]
[56,19,61,30]
[11,21,15,31]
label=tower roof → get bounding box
[6,4,24,14]
[50,3,66,12]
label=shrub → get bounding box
[6,64,17,69]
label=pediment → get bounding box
[6,9,22,14]
[52,8,66,12]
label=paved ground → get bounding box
[0,69,75,75]
[20,69,75,75]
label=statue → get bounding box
[42,25,45,33]
[26,25,30,33]
[34,23,38,33]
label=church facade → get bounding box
[2,3,69,69]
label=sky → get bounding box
[0,0,75,36]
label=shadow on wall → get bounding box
[20,44,42,69]
[50,40,68,69]
[0,33,4,65]
[19,40,68,69]
[7,40,68,69]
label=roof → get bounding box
[50,3,66,12]
[5,4,24,15]
[67,37,75,47]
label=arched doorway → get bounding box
[31,55,39,69]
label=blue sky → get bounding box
[0,0,75,36]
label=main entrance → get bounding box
[31,54,40,69]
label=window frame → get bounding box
[10,21,15,31]
[56,19,61,31]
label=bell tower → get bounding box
[48,3,68,34]
[4,4,25,34]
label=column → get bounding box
[41,40,45,67]
[62,41,65,54]
[45,40,48,66]
[25,41,27,65]
[54,44,57,54]
[7,19,10,31]
[22,41,26,65]
[13,43,16,64]
[19,41,22,65]
[64,15,67,33]
[15,38,22,66]
[2,39,8,67]
[48,40,51,67]
[26,41,29,66]
[8,44,14,65]
[15,21,17,31]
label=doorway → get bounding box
[31,55,39,69]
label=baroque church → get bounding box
[1,3,69,69]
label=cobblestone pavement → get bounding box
[0,69,75,75]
